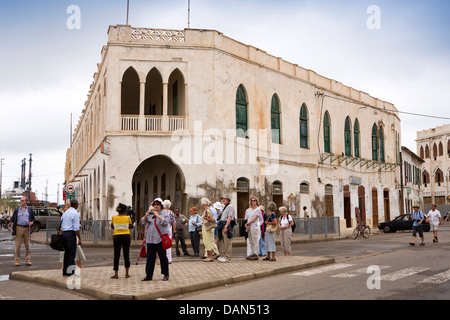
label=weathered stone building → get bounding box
[65,25,402,230]
[417,124,450,211]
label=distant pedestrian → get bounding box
[60,198,82,276]
[278,206,293,256]
[427,204,442,243]
[174,208,190,257]
[409,205,425,246]
[163,200,176,263]
[59,202,85,270]
[200,197,216,262]
[188,206,201,257]
[258,205,267,257]
[216,195,235,263]
[141,198,170,281]
[244,197,261,260]
[111,203,133,279]
[11,196,35,266]
[263,202,277,261]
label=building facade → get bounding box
[65,25,402,229]
[400,146,424,214]
[417,124,450,211]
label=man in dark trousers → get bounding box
[60,199,82,276]
[11,196,35,266]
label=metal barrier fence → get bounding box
[45,217,340,244]
[233,217,340,239]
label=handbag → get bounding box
[266,214,278,233]
[154,217,172,250]
[203,209,218,231]
[50,232,65,251]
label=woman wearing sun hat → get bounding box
[141,198,170,281]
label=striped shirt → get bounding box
[112,215,132,235]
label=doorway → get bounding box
[343,185,351,228]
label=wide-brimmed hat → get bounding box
[190,206,198,213]
[213,202,223,210]
[152,198,163,206]
[412,204,420,209]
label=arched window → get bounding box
[344,116,352,156]
[425,145,430,158]
[435,168,444,184]
[354,119,360,158]
[372,124,378,161]
[439,142,443,156]
[300,104,308,149]
[121,67,140,115]
[323,111,331,153]
[433,143,438,158]
[420,146,424,159]
[271,94,281,144]
[235,85,248,138]
[379,126,385,163]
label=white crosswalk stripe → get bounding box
[419,269,450,284]
[291,263,355,276]
[332,266,391,278]
[380,267,429,281]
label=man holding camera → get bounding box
[409,205,425,246]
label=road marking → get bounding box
[380,267,429,281]
[0,275,9,282]
[291,263,354,276]
[332,266,391,278]
[419,269,450,284]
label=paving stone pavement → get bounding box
[10,255,335,300]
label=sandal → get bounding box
[270,258,276,262]
[111,275,119,279]
[262,257,270,261]
[202,258,214,262]
[141,277,152,281]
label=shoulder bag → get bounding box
[154,216,172,250]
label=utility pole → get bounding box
[187,0,191,28]
[126,0,130,25]
[0,158,4,198]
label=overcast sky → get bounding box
[0,0,449,203]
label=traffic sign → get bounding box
[66,184,75,193]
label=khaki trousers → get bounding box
[216,230,232,261]
[15,226,31,263]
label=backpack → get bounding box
[287,214,296,233]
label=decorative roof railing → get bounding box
[131,28,185,42]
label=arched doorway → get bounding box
[383,188,390,221]
[236,177,249,219]
[132,155,185,222]
[343,185,351,228]
[372,187,379,226]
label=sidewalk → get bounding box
[9,231,350,300]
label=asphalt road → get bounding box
[171,227,450,300]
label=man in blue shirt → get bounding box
[409,205,425,246]
[60,199,81,276]
[11,196,35,266]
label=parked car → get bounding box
[31,207,62,232]
[378,213,430,233]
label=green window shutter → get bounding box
[354,119,360,158]
[236,85,248,138]
[344,116,352,156]
[323,111,331,153]
[300,104,308,149]
[379,126,385,163]
[271,94,281,144]
[372,124,378,161]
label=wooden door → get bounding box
[372,187,378,226]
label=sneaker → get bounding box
[420,243,425,246]
[409,243,415,246]
[218,257,230,263]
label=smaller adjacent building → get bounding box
[416,124,450,213]
[400,146,424,214]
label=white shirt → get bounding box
[61,207,80,231]
[245,207,261,229]
[280,214,293,228]
[427,209,441,226]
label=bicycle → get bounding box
[352,221,370,239]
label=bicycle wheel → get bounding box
[351,228,360,239]
[363,226,371,239]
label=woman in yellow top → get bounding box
[111,203,133,279]
[200,197,216,262]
